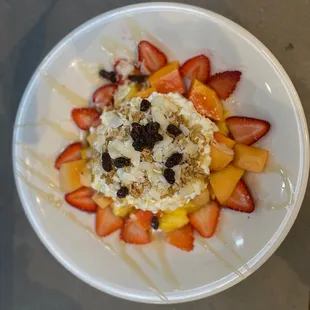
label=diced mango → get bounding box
[210,164,244,204]
[132,87,155,99]
[126,83,140,99]
[79,166,92,187]
[59,159,86,193]
[188,79,224,121]
[87,134,95,146]
[113,205,134,217]
[208,184,216,200]
[233,144,269,173]
[223,109,231,119]
[209,142,234,171]
[149,62,185,94]
[191,189,210,207]
[183,202,202,214]
[216,121,230,136]
[159,209,189,232]
[214,132,236,149]
[92,193,113,209]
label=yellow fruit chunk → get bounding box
[214,132,236,149]
[183,202,201,214]
[210,164,244,204]
[233,144,269,173]
[79,166,92,187]
[216,121,229,136]
[92,193,113,209]
[159,209,189,232]
[132,87,155,99]
[191,189,210,207]
[126,83,140,99]
[113,205,134,217]
[87,134,95,146]
[188,79,224,121]
[59,159,86,193]
[209,142,234,171]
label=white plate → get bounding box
[12,2,309,304]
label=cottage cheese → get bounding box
[90,92,217,212]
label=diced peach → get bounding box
[149,62,185,94]
[92,193,113,209]
[233,144,269,173]
[188,79,224,121]
[209,142,234,171]
[214,132,236,149]
[210,164,244,204]
[133,87,155,99]
[79,166,92,187]
[59,159,86,193]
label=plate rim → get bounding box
[12,2,310,304]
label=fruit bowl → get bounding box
[12,3,309,304]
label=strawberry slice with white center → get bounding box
[189,201,221,238]
[208,70,241,99]
[138,40,168,73]
[92,84,118,109]
[226,116,271,145]
[120,219,151,244]
[65,186,98,213]
[165,224,194,252]
[96,206,124,237]
[71,107,101,130]
[223,179,255,213]
[180,54,211,83]
[55,142,82,169]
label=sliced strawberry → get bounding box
[226,116,271,145]
[138,40,168,73]
[114,59,135,81]
[189,201,220,238]
[131,210,153,231]
[55,142,82,169]
[120,219,151,244]
[92,84,118,109]
[208,70,241,99]
[71,107,101,130]
[223,179,255,213]
[165,224,194,252]
[96,206,124,237]
[180,55,211,83]
[65,186,98,213]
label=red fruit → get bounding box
[189,201,220,238]
[208,70,242,99]
[138,40,168,73]
[65,186,98,213]
[224,179,255,213]
[226,116,271,145]
[132,210,153,231]
[92,84,118,109]
[165,224,194,252]
[120,219,151,244]
[180,54,211,83]
[55,142,82,169]
[96,206,124,237]
[71,107,101,130]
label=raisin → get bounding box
[154,133,163,141]
[140,99,151,112]
[164,169,175,184]
[130,122,145,140]
[132,140,145,152]
[145,135,156,149]
[128,75,148,83]
[146,121,160,134]
[165,153,183,168]
[99,69,117,83]
[117,186,129,198]
[151,216,159,230]
[114,157,131,168]
[101,152,113,172]
[167,124,182,136]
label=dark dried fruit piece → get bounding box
[99,69,117,83]
[140,99,151,112]
[145,121,160,134]
[154,133,163,141]
[164,169,175,184]
[132,140,145,152]
[101,152,113,172]
[128,75,148,83]
[145,135,156,149]
[117,186,129,198]
[114,157,131,168]
[131,122,145,140]
[165,153,183,168]
[151,216,159,230]
[167,124,182,136]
